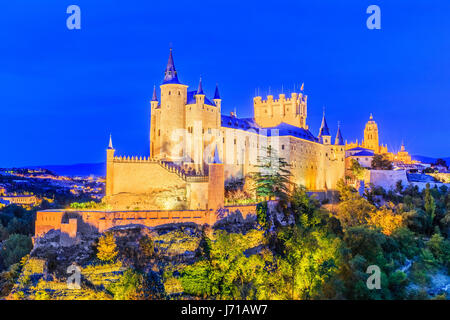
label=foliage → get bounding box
[435,158,448,168]
[256,201,269,231]
[251,146,292,204]
[107,270,145,300]
[274,226,341,299]
[97,232,118,262]
[289,185,322,229]
[0,234,32,271]
[367,206,404,235]
[70,201,103,210]
[350,159,367,180]
[181,229,267,299]
[336,195,376,230]
[423,183,436,233]
[371,154,393,170]
[336,179,358,201]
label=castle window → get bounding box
[282,145,285,150]
[158,129,160,136]
[234,139,236,145]
[169,91,171,95]
[178,91,181,95]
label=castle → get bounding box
[104,49,346,211]
[346,114,413,164]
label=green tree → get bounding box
[275,225,341,299]
[0,234,32,270]
[350,159,367,180]
[251,146,292,204]
[0,224,9,241]
[97,232,118,262]
[336,196,376,230]
[107,270,145,300]
[371,154,393,170]
[336,179,358,201]
[424,183,436,233]
[256,201,270,231]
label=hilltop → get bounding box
[26,162,106,178]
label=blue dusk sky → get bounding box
[0,0,449,167]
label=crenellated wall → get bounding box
[254,92,308,129]
[105,151,224,211]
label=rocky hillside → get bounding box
[6,209,260,300]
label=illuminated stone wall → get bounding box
[278,136,345,191]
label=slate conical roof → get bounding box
[214,83,220,100]
[335,122,344,145]
[318,112,330,137]
[212,145,222,164]
[108,134,114,149]
[151,85,158,101]
[197,77,204,95]
[163,48,180,84]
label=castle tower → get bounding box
[156,49,188,160]
[363,113,380,152]
[318,112,331,145]
[207,146,224,211]
[213,83,222,128]
[195,77,205,105]
[106,135,115,197]
[253,86,308,129]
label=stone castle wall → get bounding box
[34,204,257,238]
[105,156,215,210]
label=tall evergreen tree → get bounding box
[251,146,292,204]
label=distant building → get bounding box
[346,147,375,168]
[346,114,415,165]
[0,195,39,206]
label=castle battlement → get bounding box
[113,156,156,163]
[112,156,209,182]
[254,92,306,105]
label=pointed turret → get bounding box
[318,111,331,145]
[213,83,222,110]
[151,85,158,102]
[195,77,205,105]
[318,112,330,137]
[106,134,115,197]
[162,48,180,84]
[214,83,220,100]
[212,145,222,164]
[108,134,114,149]
[196,77,204,95]
[334,122,344,145]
